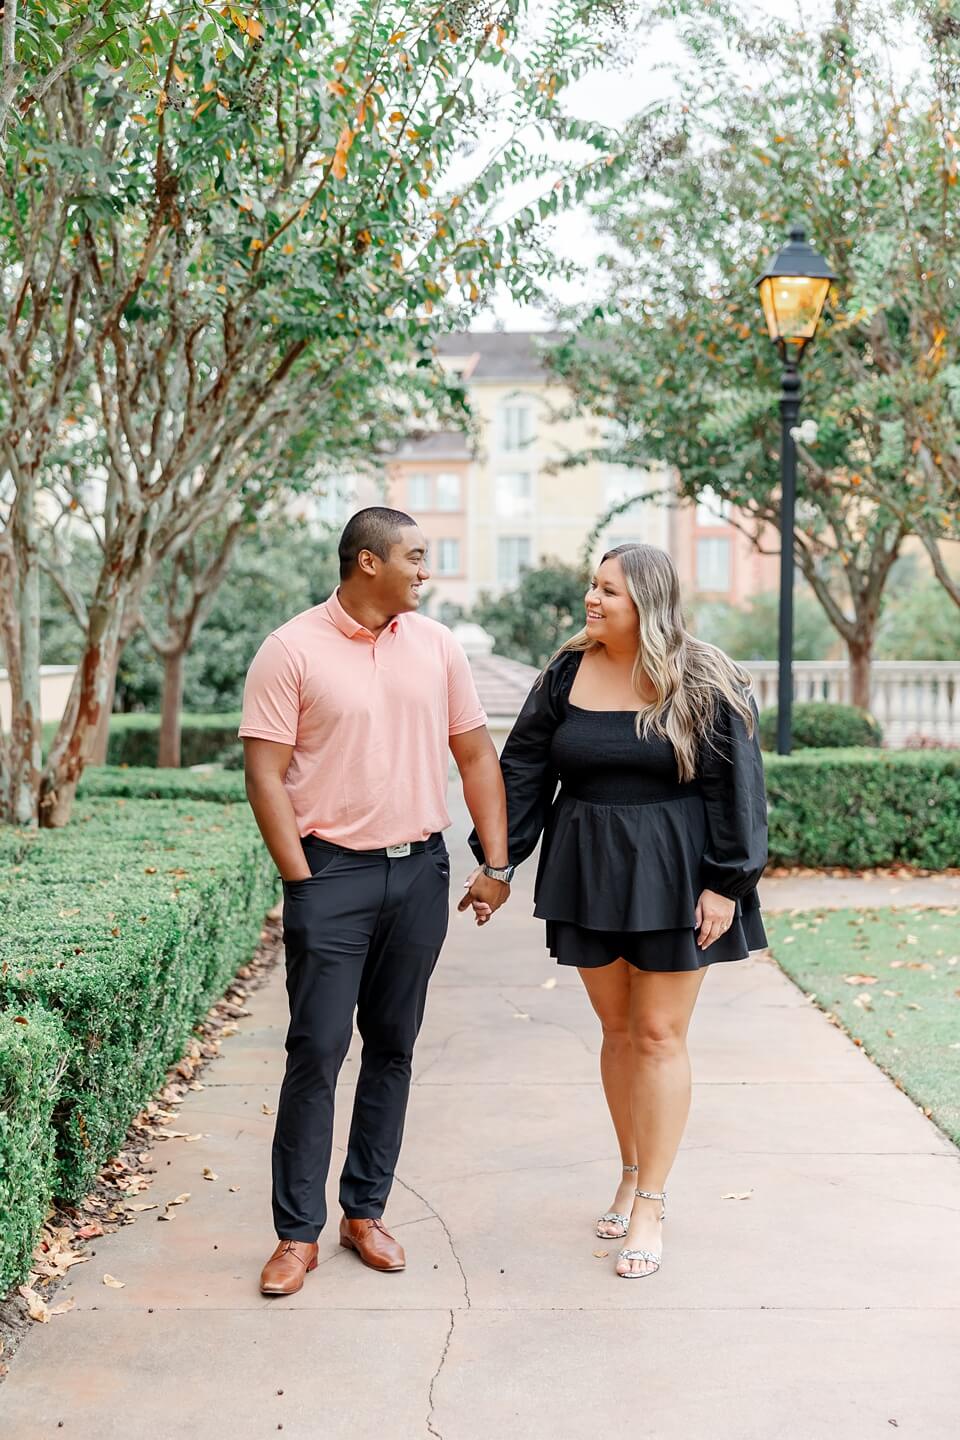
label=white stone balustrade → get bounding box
[744,661,960,747]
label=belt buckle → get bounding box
[385,842,411,858]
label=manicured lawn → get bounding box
[766,907,960,1147]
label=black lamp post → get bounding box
[755,224,836,756]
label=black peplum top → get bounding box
[470,650,769,935]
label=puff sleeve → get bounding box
[468,655,571,867]
[698,695,768,901]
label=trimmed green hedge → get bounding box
[759,701,883,751]
[0,798,277,1203]
[78,765,247,804]
[104,712,242,768]
[765,748,960,869]
[0,1005,67,1294]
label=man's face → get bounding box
[378,525,431,613]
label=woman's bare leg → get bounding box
[577,961,637,1234]
[617,965,707,1276]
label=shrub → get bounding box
[104,713,242,768]
[0,798,276,1201]
[0,1005,67,1295]
[78,765,247,804]
[764,748,960,869]
[758,701,883,751]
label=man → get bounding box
[240,506,513,1296]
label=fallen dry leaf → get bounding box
[102,1274,125,1289]
[183,1134,203,1143]
[843,974,878,985]
[721,1190,754,1201]
[592,1249,609,1258]
[48,1297,76,1317]
[169,1193,191,1206]
[260,1104,275,1115]
[75,1222,105,1240]
[19,1286,50,1322]
[228,1186,240,1193]
[203,1168,219,1182]
[126,1202,158,1213]
[540,977,558,990]
[52,1249,90,1272]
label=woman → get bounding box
[469,543,767,1278]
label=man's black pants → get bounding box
[272,834,450,1242]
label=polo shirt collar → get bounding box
[326,589,400,639]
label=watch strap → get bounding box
[482,862,515,884]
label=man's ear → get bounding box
[356,548,378,578]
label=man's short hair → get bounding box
[338,506,416,580]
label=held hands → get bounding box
[457,867,511,927]
[694,889,736,950]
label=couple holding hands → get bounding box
[240,507,767,1294]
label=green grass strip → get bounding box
[767,907,960,1146]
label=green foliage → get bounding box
[102,714,242,769]
[693,590,834,662]
[764,749,960,869]
[768,908,960,1147]
[5,0,633,824]
[76,766,247,805]
[41,524,336,714]
[0,1004,67,1295]
[469,559,587,667]
[758,702,883,752]
[0,799,277,1199]
[552,0,960,663]
[876,578,960,662]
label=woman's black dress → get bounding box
[471,650,768,973]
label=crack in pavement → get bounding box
[425,1307,455,1440]
[498,992,597,1057]
[412,1028,473,1084]
[393,1172,471,1309]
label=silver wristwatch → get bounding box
[482,862,515,884]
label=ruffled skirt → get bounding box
[534,792,767,974]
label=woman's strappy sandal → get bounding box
[616,1188,667,1278]
[596,1164,638,1240]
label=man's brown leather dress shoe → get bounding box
[259,1239,319,1295]
[339,1217,406,1272]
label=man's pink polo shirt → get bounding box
[238,589,486,849]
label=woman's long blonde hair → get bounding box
[551,543,755,782]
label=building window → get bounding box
[499,402,535,452]
[696,537,731,591]
[435,472,461,511]
[696,486,731,526]
[497,536,532,588]
[603,470,646,518]
[407,472,431,509]
[495,471,533,519]
[436,538,461,576]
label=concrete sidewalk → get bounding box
[2,807,959,1440]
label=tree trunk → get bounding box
[88,665,117,766]
[38,589,126,827]
[847,636,873,712]
[158,648,185,768]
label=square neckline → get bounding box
[565,650,645,716]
